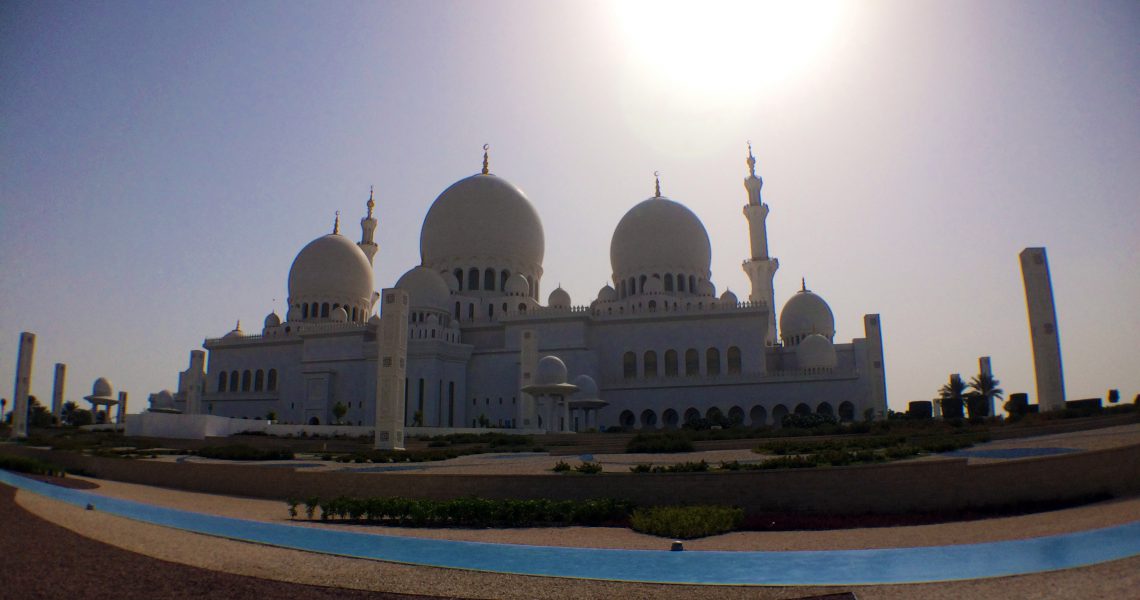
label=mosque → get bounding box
[153,146,888,432]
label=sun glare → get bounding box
[614,0,845,102]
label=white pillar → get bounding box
[864,314,887,419]
[10,332,35,439]
[517,329,537,429]
[117,392,127,424]
[1019,248,1066,412]
[184,350,206,415]
[979,356,993,416]
[375,288,409,450]
[51,363,66,420]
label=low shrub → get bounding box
[629,463,652,473]
[196,445,294,461]
[629,505,744,539]
[297,495,634,528]
[574,461,603,474]
[626,431,695,453]
[552,460,571,472]
[0,454,67,477]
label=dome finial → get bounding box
[366,186,375,217]
[654,171,661,198]
[482,143,490,175]
[801,277,807,292]
[235,320,241,331]
[747,140,757,178]
[333,210,340,234]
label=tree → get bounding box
[938,375,967,420]
[1108,389,1120,404]
[61,401,79,425]
[967,372,1003,420]
[331,402,347,425]
[266,410,278,422]
[28,396,54,428]
[70,408,93,427]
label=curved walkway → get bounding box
[4,470,1139,586]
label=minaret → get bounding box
[1019,247,1066,412]
[741,143,780,345]
[359,187,379,265]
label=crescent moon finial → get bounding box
[482,144,490,175]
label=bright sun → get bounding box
[613,0,846,101]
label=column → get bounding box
[375,288,409,450]
[10,332,35,439]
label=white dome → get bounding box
[505,273,529,296]
[223,322,244,339]
[535,355,568,386]
[644,276,664,294]
[395,266,451,310]
[287,234,374,305]
[420,174,545,271]
[331,306,348,322]
[151,390,175,410]
[91,377,113,398]
[596,284,617,303]
[698,280,716,297]
[426,313,440,325]
[780,286,835,345]
[610,197,711,283]
[548,287,571,308]
[797,334,837,370]
[720,290,738,305]
[264,312,281,329]
[572,374,599,399]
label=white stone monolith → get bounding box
[1019,248,1066,412]
[375,289,409,450]
[51,363,66,420]
[10,332,35,439]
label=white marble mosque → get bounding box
[154,146,888,432]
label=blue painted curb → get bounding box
[4,469,1138,586]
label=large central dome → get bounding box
[287,233,374,322]
[610,196,712,282]
[420,174,545,272]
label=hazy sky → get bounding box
[2,0,1137,415]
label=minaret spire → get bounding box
[481,144,490,175]
[801,277,807,291]
[333,211,340,235]
[359,187,379,265]
[740,141,779,345]
[654,171,661,198]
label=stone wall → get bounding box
[4,442,1137,516]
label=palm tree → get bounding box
[968,373,1004,420]
[939,375,967,420]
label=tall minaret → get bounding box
[358,187,379,265]
[741,143,780,345]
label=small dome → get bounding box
[151,390,175,410]
[449,319,460,329]
[797,334,837,370]
[698,280,716,297]
[572,374,599,399]
[780,285,836,346]
[331,306,348,322]
[420,174,545,273]
[426,313,440,325]
[548,287,571,308]
[264,312,281,329]
[92,377,113,398]
[535,355,568,386]
[644,276,664,294]
[223,322,244,339]
[505,273,529,296]
[610,196,712,285]
[287,233,374,306]
[395,266,451,310]
[442,270,461,292]
[596,284,617,303]
[720,290,738,305]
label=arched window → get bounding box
[683,407,701,425]
[664,273,673,291]
[488,304,494,319]
[484,268,495,291]
[664,349,678,376]
[468,268,480,290]
[629,277,636,296]
[455,301,461,319]
[229,370,239,392]
[468,303,475,319]
[817,402,834,416]
[643,350,658,377]
[706,348,721,375]
[685,349,699,376]
[838,401,856,422]
[254,369,264,391]
[351,307,357,322]
[727,346,742,375]
[772,404,789,427]
[241,370,252,392]
[750,405,767,427]
[620,280,626,298]
[689,275,696,292]
[454,268,464,291]
[728,406,745,426]
[321,303,330,318]
[662,409,679,429]
[502,302,507,313]
[518,303,527,313]
[619,410,636,429]
[302,304,309,319]
[794,403,812,416]
[267,369,277,391]
[648,300,656,312]
[639,274,647,293]
[677,274,686,292]
[623,351,637,379]
[640,409,657,429]
[217,371,227,392]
